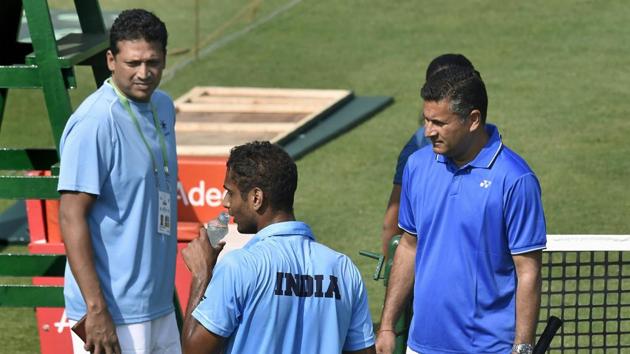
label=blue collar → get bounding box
[244,221,315,249]
[436,124,503,169]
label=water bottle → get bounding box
[206,211,229,247]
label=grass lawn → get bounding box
[2,0,630,352]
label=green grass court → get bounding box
[2,0,630,352]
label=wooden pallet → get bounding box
[174,86,352,156]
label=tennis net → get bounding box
[540,235,630,353]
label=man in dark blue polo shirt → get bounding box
[376,67,546,354]
[380,54,474,260]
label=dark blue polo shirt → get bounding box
[393,127,431,185]
[399,124,547,354]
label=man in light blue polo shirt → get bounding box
[181,141,375,354]
[377,67,546,354]
[58,9,180,354]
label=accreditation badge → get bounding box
[158,190,171,236]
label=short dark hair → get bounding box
[109,9,168,55]
[421,67,488,123]
[425,53,474,80]
[227,141,297,213]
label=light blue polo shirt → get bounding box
[399,124,546,354]
[58,81,178,324]
[193,221,375,353]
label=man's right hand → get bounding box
[84,310,121,354]
[375,329,396,354]
[182,228,226,278]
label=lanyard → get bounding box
[107,78,170,179]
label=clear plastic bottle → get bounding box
[206,211,229,247]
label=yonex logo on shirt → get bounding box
[480,179,492,188]
[273,272,341,299]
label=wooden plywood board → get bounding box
[175,86,352,156]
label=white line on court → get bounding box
[162,0,304,83]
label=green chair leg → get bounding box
[0,88,6,129]
[360,236,413,354]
